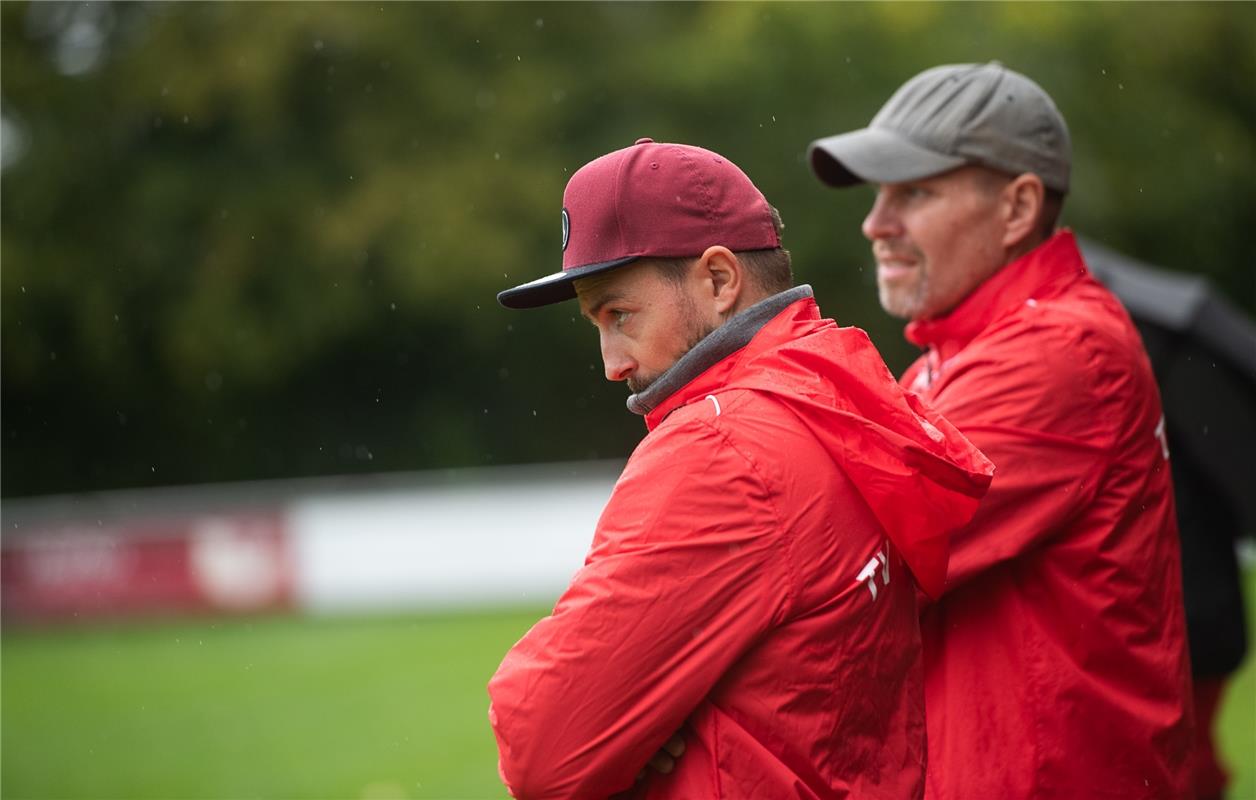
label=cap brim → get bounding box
[808,127,967,187]
[497,256,640,309]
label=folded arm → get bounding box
[488,422,790,799]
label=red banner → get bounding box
[2,513,294,624]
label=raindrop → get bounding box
[314,39,324,51]
[535,18,544,28]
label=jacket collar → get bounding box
[904,229,1087,362]
[626,285,815,429]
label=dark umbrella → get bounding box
[1081,236,1256,677]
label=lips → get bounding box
[877,261,918,282]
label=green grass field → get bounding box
[4,570,1255,800]
[1,608,543,799]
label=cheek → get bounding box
[901,205,945,256]
[930,215,1002,298]
[640,315,688,370]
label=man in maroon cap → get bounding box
[809,63,1194,799]
[488,138,993,799]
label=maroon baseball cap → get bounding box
[497,138,780,309]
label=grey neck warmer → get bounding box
[626,284,814,416]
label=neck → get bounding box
[723,287,771,320]
[1003,230,1051,266]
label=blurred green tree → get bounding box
[2,2,1253,497]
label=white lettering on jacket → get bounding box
[1154,414,1170,461]
[857,542,891,601]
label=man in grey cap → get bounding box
[809,63,1195,799]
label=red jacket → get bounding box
[489,294,992,799]
[902,231,1195,799]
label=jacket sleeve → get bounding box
[918,319,1125,595]
[487,419,792,799]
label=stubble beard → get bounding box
[878,273,930,321]
[876,251,932,321]
[626,300,718,395]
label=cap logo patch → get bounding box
[561,208,570,252]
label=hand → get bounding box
[636,732,686,781]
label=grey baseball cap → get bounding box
[809,62,1072,192]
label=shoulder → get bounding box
[643,387,832,496]
[967,282,1149,387]
[616,397,777,511]
[666,385,823,456]
[936,290,1156,440]
[596,396,791,556]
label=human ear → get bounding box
[698,246,743,316]
[1002,173,1045,251]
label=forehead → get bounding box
[574,262,657,313]
[895,165,1005,192]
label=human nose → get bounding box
[600,331,635,382]
[862,189,901,242]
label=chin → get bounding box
[877,291,917,321]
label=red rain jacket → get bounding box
[489,295,993,799]
[902,231,1195,799]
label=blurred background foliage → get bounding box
[3,1,1254,498]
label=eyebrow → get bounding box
[581,291,625,322]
